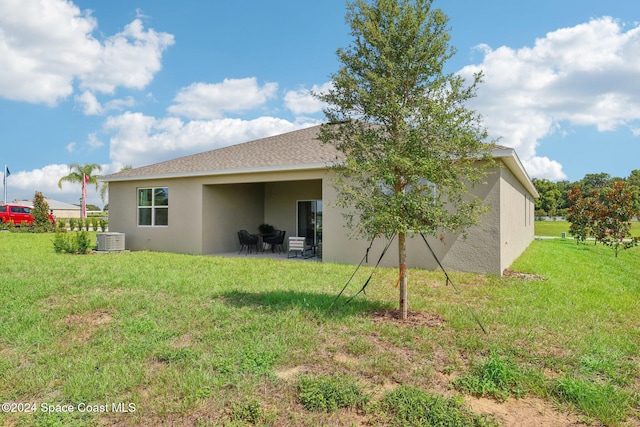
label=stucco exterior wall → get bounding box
[108,160,534,275]
[108,178,204,253]
[322,166,504,274]
[498,165,535,272]
[108,169,326,254]
[264,180,322,241]
[202,183,264,254]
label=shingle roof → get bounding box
[102,124,535,197]
[104,125,342,181]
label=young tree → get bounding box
[600,181,639,257]
[567,186,591,244]
[316,0,494,320]
[32,191,54,232]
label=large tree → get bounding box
[532,178,562,216]
[317,0,494,320]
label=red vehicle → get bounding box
[0,204,55,226]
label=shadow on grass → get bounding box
[219,289,391,319]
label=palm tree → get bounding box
[99,165,132,204]
[58,163,102,217]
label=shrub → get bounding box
[76,231,92,253]
[0,219,15,231]
[52,231,94,254]
[99,218,108,232]
[297,374,367,412]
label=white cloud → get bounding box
[167,78,278,120]
[86,133,104,150]
[284,82,333,115]
[66,142,77,153]
[79,19,174,94]
[104,112,318,167]
[459,17,640,180]
[4,164,99,206]
[523,157,567,182]
[0,0,99,105]
[0,0,173,106]
[75,91,136,116]
[75,91,103,115]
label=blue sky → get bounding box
[1,0,639,207]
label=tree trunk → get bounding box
[398,232,408,320]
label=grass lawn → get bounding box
[535,220,640,238]
[1,232,639,426]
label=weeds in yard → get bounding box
[297,374,367,412]
[372,385,498,427]
[230,398,274,425]
[552,375,636,425]
[452,353,535,401]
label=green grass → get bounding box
[535,219,640,237]
[0,232,639,425]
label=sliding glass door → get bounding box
[297,200,322,249]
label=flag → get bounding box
[81,173,88,219]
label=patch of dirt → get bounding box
[334,351,360,366]
[62,310,113,343]
[275,365,308,381]
[170,333,194,349]
[503,269,546,281]
[466,396,585,427]
[370,308,446,327]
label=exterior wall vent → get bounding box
[96,232,125,251]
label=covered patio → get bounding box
[202,178,323,257]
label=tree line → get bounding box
[533,170,640,217]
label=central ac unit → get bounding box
[96,232,125,251]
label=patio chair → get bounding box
[264,230,286,253]
[288,236,311,258]
[237,230,259,254]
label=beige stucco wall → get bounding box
[264,179,322,242]
[322,166,504,274]
[108,169,326,254]
[202,182,264,254]
[108,160,534,275]
[52,209,82,219]
[498,165,535,272]
[108,178,204,253]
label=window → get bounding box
[138,187,168,226]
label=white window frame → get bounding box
[137,187,169,227]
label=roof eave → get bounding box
[100,162,335,183]
[492,147,539,198]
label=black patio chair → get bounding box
[237,229,259,254]
[264,230,286,253]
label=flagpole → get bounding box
[3,165,6,205]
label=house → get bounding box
[102,125,539,275]
[15,197,81,219]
